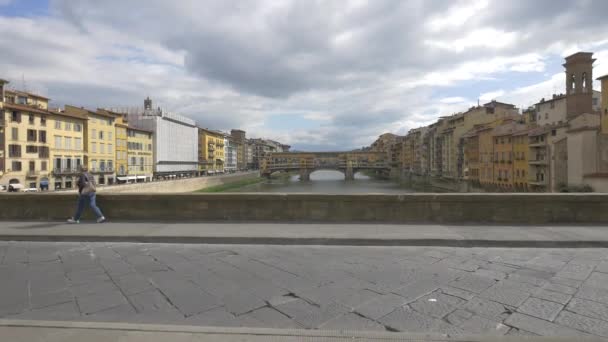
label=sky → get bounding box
[1,0,608,151]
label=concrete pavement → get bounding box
[2,242,608,338]
[1,221,608,247]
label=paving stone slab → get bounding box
[274,299,347,329]
[555,310,608,337]
[448,274,496,294]
[319,312,387,331]
[409,292,463,319]
[505,312,590,337]
[566,297,608,322]
[241,307,301,329]
[353,293,407,321]
[479,283,530,307]
[221,291,266,316]
[542,282,578,295]
[184,306,240,327]
[30,288,74,309]
[77,290,129,315]
[379,306,464,335]
[463,297,514,321]
[445,309,473,326]
[532,289,572,305]
[112,273,153,296]
[517,297,564,322]
[128,289,177,314]
[459,315,510,336]
[575,284,608,305]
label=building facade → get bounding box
[113,112,128,178]
[198,128,225,174]
[126,127,154,182]
[230,129,247,170]
[49,108,86,190]
[224,135,237,173]
[0,89,51,190]
[126,99,198,177]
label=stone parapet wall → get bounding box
[2,193,608,224]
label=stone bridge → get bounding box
[260,151,389,180]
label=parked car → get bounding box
[0,184,7,192]
[23,187,40,193]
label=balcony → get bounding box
[91,167,114,174]
[26,170,40,178]
[529,180,547,186]
[53,168,79,175]
[529,159,548,165]
[529,142,547,148]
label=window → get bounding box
[74,123,82,132]
[109,132,112,141]
[92,142,97,153]
[99,131,104,140]
[593,98,599,106]
[55,120,62,129]
[8,145,21,157]
[54,158,61,171]
[39,130,47,143]
[65,122,72,130]
[108,160,113,171]
[92,129,97,139]
[41,161,47,171]
[100,160,106,171]
[27,129,37,142]
[545,113,548,119]
[100,143,105,154]
[108,143,112,154]
[65,137,72,150]
[550,101,555,109]
[26,145,38,153]
[38,146,49,158]
[29,161,35,171]
[11,127,18,140]
[40,116,46,126]
[54,136,62,149]
[17,96,27,104]
[131,157,136,166]
[75,138,82,150]
[552,129,556,136]
[516,170,520,177]
[501,152,505,161]
[148,144,152,151]
[29,114,35,125]
[11,161,22,171]
[11,111,20,122]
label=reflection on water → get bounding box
[230,170,415,194]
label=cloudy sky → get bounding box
[1,0,608,150]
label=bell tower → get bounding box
[564,52,595,120]
[598,74,608,135]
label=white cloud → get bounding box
[1,1,607,150]
[479,89,505,102]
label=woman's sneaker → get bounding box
[97,216,106,223]
[67,218,79,224]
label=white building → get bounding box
[125,98,198,177]
[224,135,237,173]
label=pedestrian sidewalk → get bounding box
[0,319,595,342]
[0,221,607,247]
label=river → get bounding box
[229,170,418,194]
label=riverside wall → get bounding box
[2,193,608,224]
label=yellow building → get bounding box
[65,105,117,185]
[49,107,86,190]
[126,127,154,182]
[0,88,51,190]
[599,74,608,134]
[477,126,495,186]
[198,128,225,174]
[110,111,128,178]
[512,129,530,191]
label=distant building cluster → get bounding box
[369,51,608,192]
[0,86,289,191]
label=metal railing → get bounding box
[53,168,79,175]
[90,167,114,174]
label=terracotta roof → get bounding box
[5,89,49,100]
[3,102,52,115]
[51,110,87,120]
[597,74,608,81]
[127,126,153,134]
[567,126,599,134]
[584,173,608,178]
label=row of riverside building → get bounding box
[0,85,290,191]
[369,51,608,192]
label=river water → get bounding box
[230,170,417,194]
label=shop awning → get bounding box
[117,177,129,181]
[9,184,24,189]
[137,176,146,179]
[40,180,49,186]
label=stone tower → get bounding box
[564,52,595,120]
[144,96,152,110]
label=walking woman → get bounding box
[67,166,106,223]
